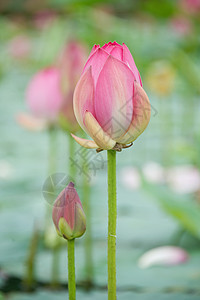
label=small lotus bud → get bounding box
[52,182,86,240]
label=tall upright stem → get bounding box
[68,239,76,300]
[107,150,117,300]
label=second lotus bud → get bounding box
[52,182,86,240]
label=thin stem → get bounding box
[68,133,76,180]
[107,150,117,300]
[68,239,76,300]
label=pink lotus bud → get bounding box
[72,42,151,151]
[138,246,188,269]
[52,182,86,240]
[26,67,63,123]
[58,40,88,132]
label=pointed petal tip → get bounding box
[68,182,75,188]
[71,133,99,149]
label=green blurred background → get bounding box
[0,0,200,299]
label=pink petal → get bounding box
[73,67,95,133]
[87,44,100,59]
[102,41,122,53]
[138,246,188,269]
[16,112,47,131]
[82,48,109,86]
[117,82,151,144]
[110,46,123,61]
[71,133,99,149]
[122,43,142,86]
[95,55,135,140]
[84,111,116,150]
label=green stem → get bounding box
[82,163,93,287]
[107,150,117,300]
[68,239,76,300]
[68,133,76,180]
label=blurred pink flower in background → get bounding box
[16,113,47,131]
[26,67,63,123]
[170,16,192,36]
[8,35,31,60]
[138,246,188,268]
[142,161,166,184]
[72,41,151,151]
[33,10,58,29]
[145,60,176,97]
[166,165,200,194]
[58,40,88,132]
[120,167,141,190]
[180,0,200,15]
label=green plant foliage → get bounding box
[143,183,200,239]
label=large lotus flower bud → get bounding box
[26,67,63,123]
[52,182,86,240]
[58,40,88,132]
[72,41,151,152]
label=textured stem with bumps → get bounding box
[68,239,76,300]
[107,150,117,300]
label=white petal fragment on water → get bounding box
[138,246,188,269]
